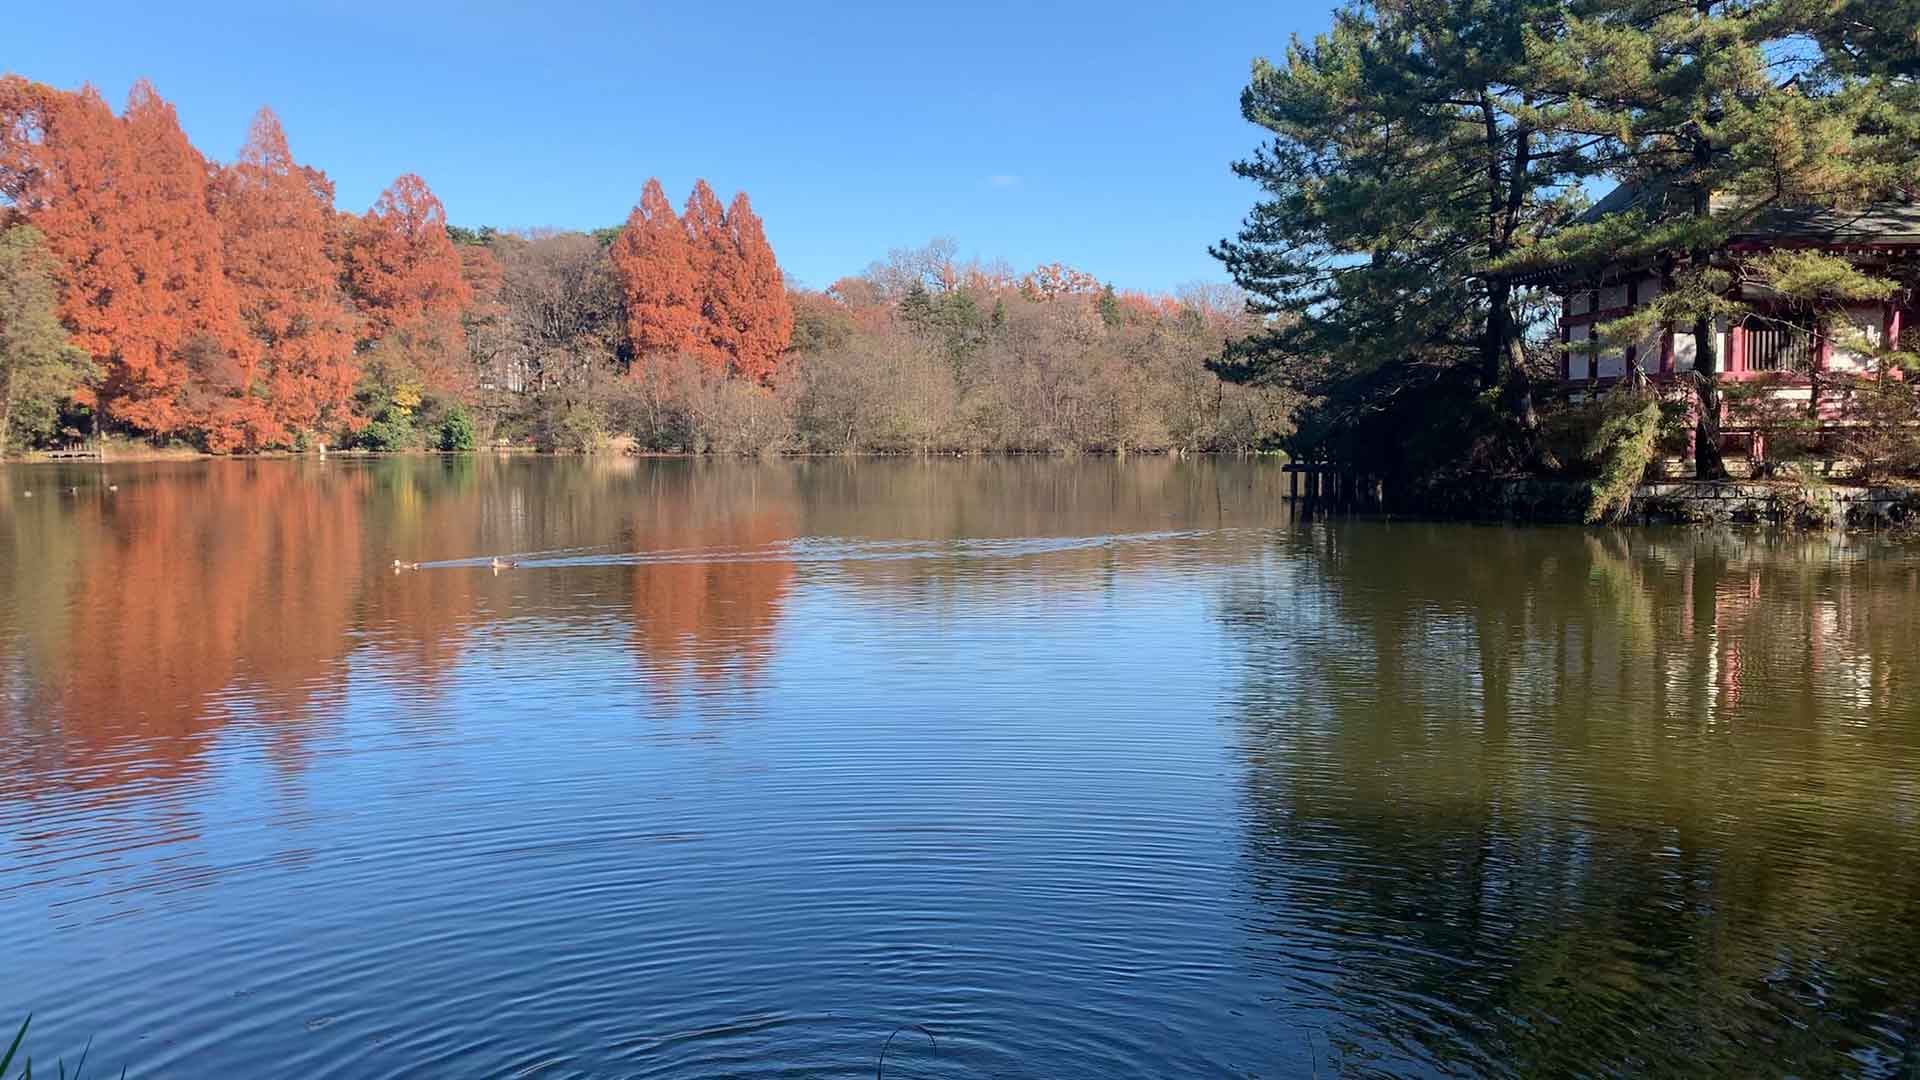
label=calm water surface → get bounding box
[3,457,1919,1078]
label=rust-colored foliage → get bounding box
[1118,289,1184,322]
[611,178,793,380]
[207,108,361,450]
[459,243,505,308]
[609,178,714,364]
[719,192,794,380]
[344,173,473,393]
[345,174,472,335]
[0,78,249,435]
[680,182,728,262]
[113,81,252,432]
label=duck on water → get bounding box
[391,557,520,573]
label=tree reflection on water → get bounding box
[1222,522,1920,1077]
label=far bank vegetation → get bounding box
[0,77,1289,458]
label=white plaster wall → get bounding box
[1568,324,1592,378]
[1831,305,1885,373]
[1599,283,1630,310]
[1670,324,1727,374]
[1568,292,1591,316]
[1673,331,1696,373]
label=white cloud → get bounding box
[987,174,1023,189]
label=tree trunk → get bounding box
[1692,313,1730,480]
[1485,276,1514,390]
[1480,94,1511,393]
[1481,95,1546,460]
[1689,120,1730,481]
[0,373,14,456]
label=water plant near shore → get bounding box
[2,1017,122,1079]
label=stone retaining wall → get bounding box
[1417,478,1920,529]
[1632,481,1920,528]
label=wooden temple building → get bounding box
[1540,185,1920,415]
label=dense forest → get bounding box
[0,77,1288,456]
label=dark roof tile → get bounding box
[1580,180,1920,242]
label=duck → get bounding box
[107,484,118,492]
[489,556,518,571]
[392,559,420,572]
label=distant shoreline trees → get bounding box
[0,75,1278,457]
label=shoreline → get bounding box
[2,446,1281,465]
[13,452,1914,533]
[1400,476,1920,531]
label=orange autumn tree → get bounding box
[208,107,360,449]
[718,192,793,380]
[609,178,711,364]
[114,81,252,435]
[455,240,510,391]
[610,178,792,380]
[0,78,248,438]
[343,173,472,396]
[680,179,731,345]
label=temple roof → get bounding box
[1579,180,1920,243]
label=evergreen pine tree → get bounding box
[1213,0,1582,468]
[1517,0,1913,476]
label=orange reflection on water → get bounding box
[624,467,796,691]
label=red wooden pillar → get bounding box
[1885,303,1903,351]
[1729,319,1747,374]
[1660,324,1675,374]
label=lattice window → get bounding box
[1745,319,1816,373]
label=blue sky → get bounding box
[8,1,1322,293]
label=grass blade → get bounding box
[1,1016,28,1075]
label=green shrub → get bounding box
[534,399,608,453]
[439,409,476,452]
[358,414,414,451]
[1583,389,1662,523]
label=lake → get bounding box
[3,456,1919,1078]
